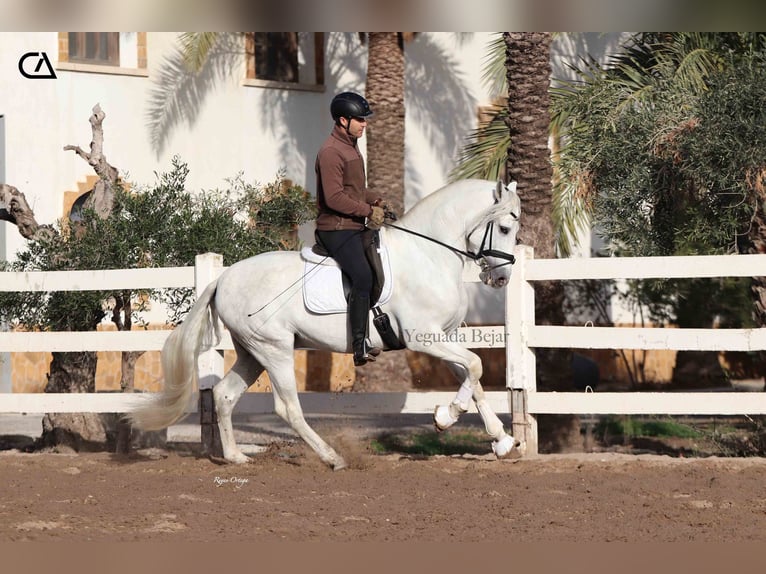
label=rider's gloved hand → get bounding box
[368,205,385,229]
[372,198,391,214]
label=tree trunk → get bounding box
[0,183,55,241]
[361,33,412,391]
[505,32,579,452]
[114,350,140,454]
[505,33,555,224]
[63,104,118,217]
[365,32,406,216]
[1,182,107,451]
[111,290,165,452]
[39,351,107,451]
[6,105,161,453]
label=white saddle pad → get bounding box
[300,243,393,314]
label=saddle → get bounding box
[308,229,386,305]
[301,229,404,350]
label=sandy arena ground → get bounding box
[2,413,766,543]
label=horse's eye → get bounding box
[499,226,510,235]
[510,212,519,220]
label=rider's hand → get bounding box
[372,198,389,210]
[368,205,385,229]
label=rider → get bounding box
[315,91,386,366]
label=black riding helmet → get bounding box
[330,92,373,124]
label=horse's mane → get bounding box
[466,192,517,233]
[399,179,516,234]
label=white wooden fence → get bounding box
[2,249,766,455]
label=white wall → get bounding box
[0,32,368,260]
[405,32,495,209]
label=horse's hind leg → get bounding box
[213,344,265,464]
[260,344,347,470]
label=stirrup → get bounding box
[353,341,379,366]
[366,340,382,357]
[353,351,377,366]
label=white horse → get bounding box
[129,179,524,470]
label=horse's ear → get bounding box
[493,180,517,203]
[493,181,503,204]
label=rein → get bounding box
[383,212,516,267]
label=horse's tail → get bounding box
[127,280,222,431]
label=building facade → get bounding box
[0,32,633,392]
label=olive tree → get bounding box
[0,155,314,451]
[551,33,766,385]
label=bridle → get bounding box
[469,218,517,269]
[383,211,516,269]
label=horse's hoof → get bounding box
[332,459,348,471]
[226,453,252,465]
[492,435,524,459]
[433,405,457,432]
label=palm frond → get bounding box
[552,176,592,258]
[147,34,243,156]
[481,33,507,98]
[672,47,721,92]
[178,32,220,72]
[449,104,509,182]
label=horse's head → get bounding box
[467,181,520,288]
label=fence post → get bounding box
[506,245,538,455]
[195,252,224,457]
[0,320,10,393]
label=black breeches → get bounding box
[315,229,373,296]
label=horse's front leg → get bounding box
[410,339,521,458]
[471,380,525,458]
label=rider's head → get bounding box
[331,92,373,136]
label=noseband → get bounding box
[472,220,516,268]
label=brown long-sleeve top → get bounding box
[315,124,379,231]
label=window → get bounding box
[57,33,148,77]
[253,33,298,82]
[67,33,120,66]
[245,32,324,91]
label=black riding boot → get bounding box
[348,292,381,366]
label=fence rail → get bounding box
[1,249,766,456]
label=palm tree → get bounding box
[449,33,580,448]
[503,32,581,451]
[451,33,589,258]
[351,32,417,390]
[504,33,557,259]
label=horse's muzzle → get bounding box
[479,267,508,288]
[478,255,513,288]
